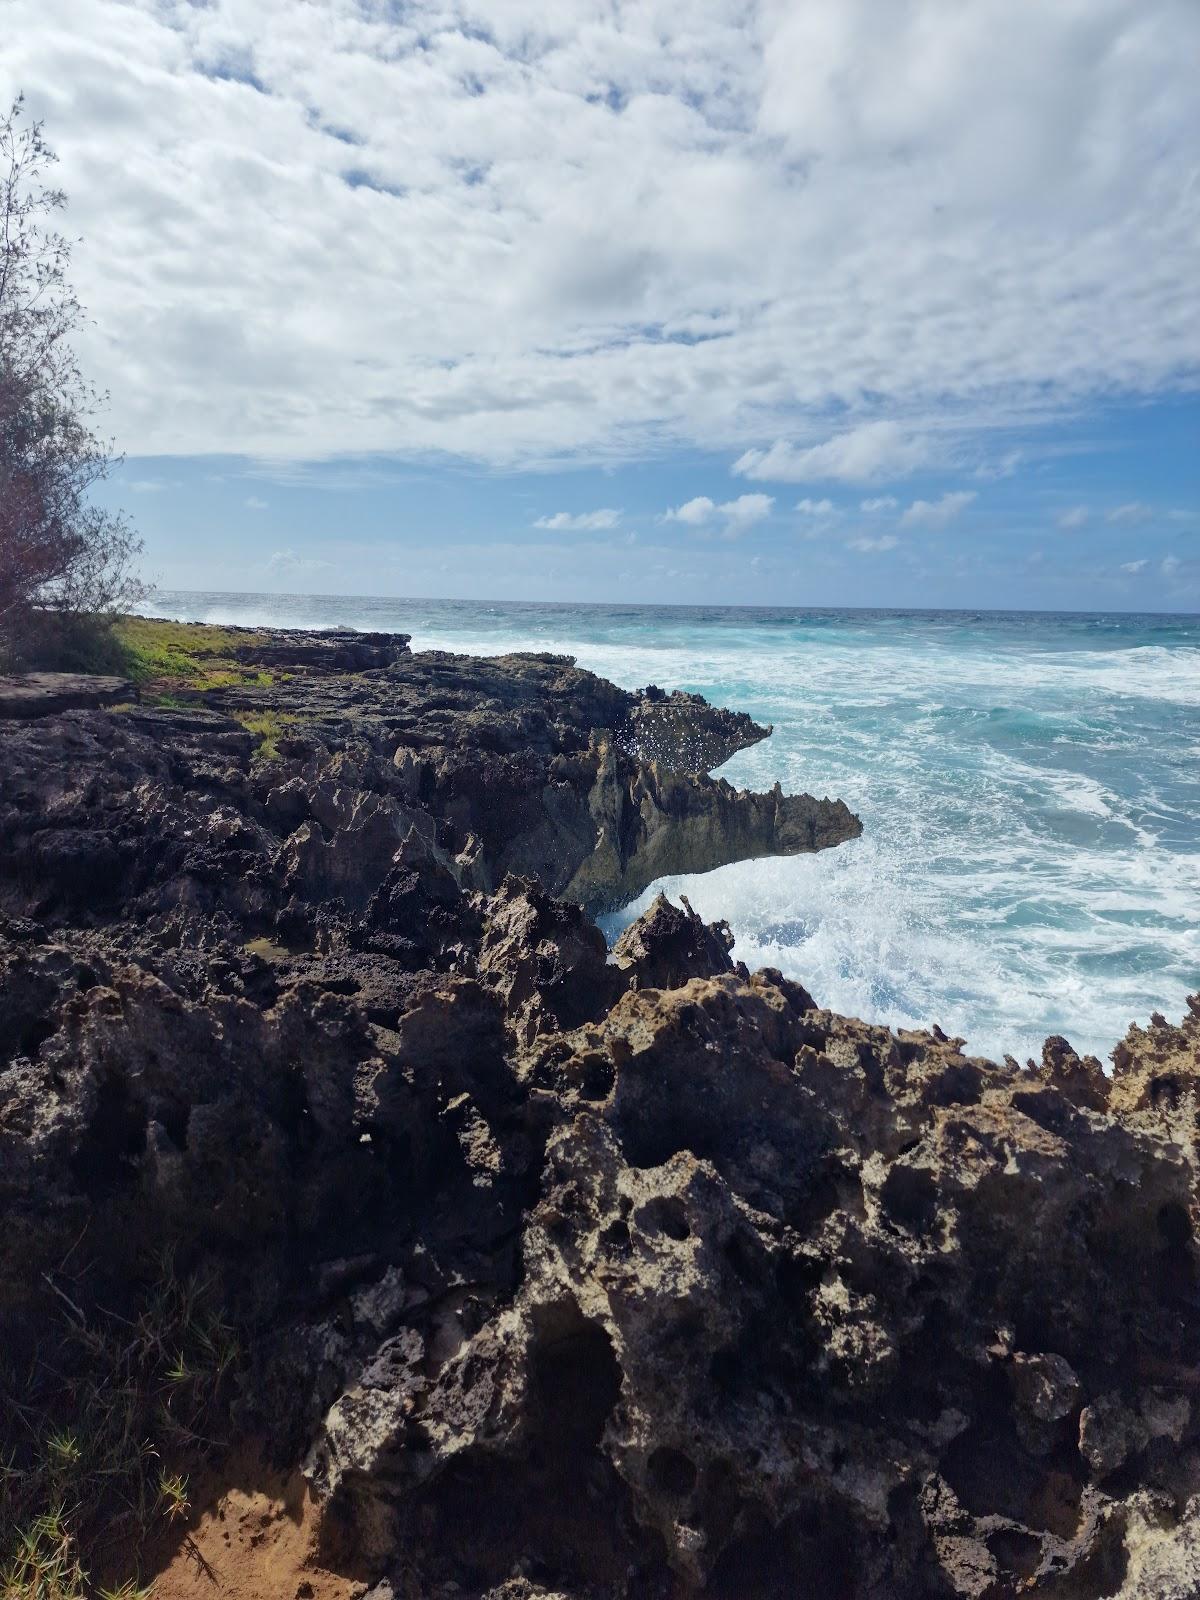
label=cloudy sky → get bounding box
[7,0,1199,607]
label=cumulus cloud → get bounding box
[3,0,1198,464]
[847,534,899,553]
[533,508,621,530]
[1108,502,1153,524]
[1162,554,1182,576]
[722,494,774,532]
[796,498,836,515]
[900,490,978,528]
[129,479,167,493]
[245,495,269,510]
[665,493,773,535]
[734,423,932,484]
[861,496,898,513]
[664,497,718,526]
[1120,559,1148,574]
[1057,506,1089,530]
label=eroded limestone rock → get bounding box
[2,630,1197,1598]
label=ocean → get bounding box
[142,592,1200,1065]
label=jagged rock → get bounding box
[550,738,860,913]
[620,690,769,774]
[0,646,858,924]
[1,630,1199,1599]
[298,973,1200,1597]
[230,627,411,671]
[475,876,617,1046]
[610,891,741,990]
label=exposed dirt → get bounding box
[151,1457,361,1600]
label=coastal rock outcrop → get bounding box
[0,670,134,717]
[0,629,859,922]
[2,623,1198,1600]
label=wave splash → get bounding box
[143,592,1200,1061]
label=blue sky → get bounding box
[8,0,1200,610]
[105,395,1199,608]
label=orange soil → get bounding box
[149,1460,361,1600]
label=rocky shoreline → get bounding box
[2,625,1198,1599]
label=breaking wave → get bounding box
[143,592,1200,1062]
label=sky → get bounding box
[6,0,1199,610]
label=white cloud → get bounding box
[664,496,717,526]
[722,494,774,533]
[1057,505,1089,530]
[245,495,269,510]
[1120,559,1148,574]
[861,496,898,513]
[130,478,167,493]
[266,548,333,574]
[1162,554,1182,576]
[847,534,899,553]
[796,498,836,515]
[900,490,978,528]
[734,422,932,484]
[3,0,1198,464]
[665,493,773,534]
[1108,502,1153,524]
[533,508,621,530]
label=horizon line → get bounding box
[139,589,1200,622]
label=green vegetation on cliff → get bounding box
[112,618,277,695]
[6,615,279,697]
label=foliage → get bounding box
[111,618,272,691]
[232,709,296,760]
[4,613,282,690]
[0,97,146,667]
[0,1252,240,1598]
[6,611,134,676]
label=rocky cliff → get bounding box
[1,627,1198,1600]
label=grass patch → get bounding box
[1,614,282,702]
[232,711,297,761]
[0,1252,240,1598]
[110,619,275,694]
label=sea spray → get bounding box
[139,592,1200,1061]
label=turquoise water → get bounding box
[144,592,1200,1064]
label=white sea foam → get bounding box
[146,592,1200,1062]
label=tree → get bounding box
[0,95,146,665]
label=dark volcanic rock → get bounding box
[0,671,134,717]
[621,688,770,774]
[1,629,1197,1599]
[230,627,411,671]
[0,640,860,923]
[610,890,743,991]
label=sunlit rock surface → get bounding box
[3,625,1198,1598]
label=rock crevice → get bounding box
[1,624,1197,1600]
